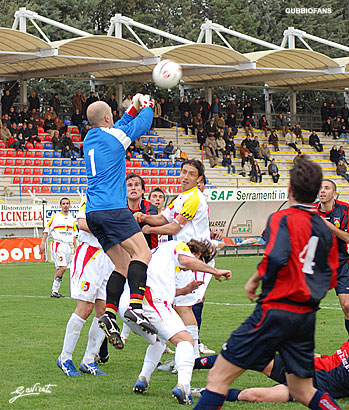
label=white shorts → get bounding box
[173,262,214,307]
[51,241,71,268]
[118,282,156,345]
[70,243,114,303]
[143,292,186,344]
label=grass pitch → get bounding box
[1,256,348,409]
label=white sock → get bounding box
[175,341,194,394]
[121,323,131,341]
[60,313,85,362]
[82,316,105,365]
[139,341,166,384]
[186,325,199,358]
[52,275,62,293]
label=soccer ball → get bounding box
[152,59,182,89]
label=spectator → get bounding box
[275,113,288,137]
[71,108,83,129]
[163,141,177,164]
[241,115,255,137]
[293,123,305,145]
[61,143,76,160]
[241,134,255,154]
[200,97,210,123]
[61,133,79,156]
[338,146,347,164]
[86,91,98,109]
[216,135,226,158]
[55,117,65,133]
[190,97,202,118]
[112,109,119,123]
[323,118,336,138]
[28,91,40,111]
[81,93,87,118]
[178,97,190,124]
[8,107,18,124]
[268,158,280,183]
[330,145,340,164]
[1,90,13,114]
[309,130,323,152]
[259,142,271,167]
[10,121,19,136]
[225,132,236,158]
[192,113,204,134]
[159,97,168,127]
[338,122,349,143]
[336,159,349,182]
[197,126,206,150]
[106,94,118,115]
[241,154,252,177]
[2,113,11,128]
[329,102,337,121]
[340,102,349,125]
[320,101,329,122]
[29,108,40,123]
[217,115,226,130]
[332,116,341,139]
[226,99,238,116]
[240,143,253,167]
[225,113,237,135]
[133,137,145,154]
[205,117,217,138]
[49,93,61,116]
[258,115,272,138]
[205,134,218,155]
[285,129,300,152]
[72,90,82,112]
[205,142,218,167]
[243,102,253,119]
[142,141,155,164]
[222,152,235,174]
[9,132,27,152]
[166,96,175,123]
[153,99,161,128]
[44,106,57,121]
[182,111,193,135]
[0,122,11,144]
[80,124,91,142]
[26,122,40,144]
[250,136,260,159]
[18,106,30,124]
[210,97,222,127]
[250,159,262,183]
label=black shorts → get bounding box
[86,208,141,252]
[221,304,316,378]
[335,261,349,295]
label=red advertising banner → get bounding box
[0,238,44,263]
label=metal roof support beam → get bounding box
[108,14,193,45]
[198,20,283,50]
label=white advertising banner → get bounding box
[45,203,80,225]
[0,204,44,228]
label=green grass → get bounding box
[1,257,348,409]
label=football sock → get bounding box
[193,389,226,409]
[308,390,343,409]
[194,354,218,369]
[192,302,204,334]
[139,341,166,383]
[226,388,241,402]
[82,316,106,365]
[345,319,349,336]
[121,323,131,341]
[60,313,85,362]
[99,338,108,359]
[175,341,194,395]
[52,275,62,293]
[186,325,200,358]
[127,260,147,310]
[106,271,126,319]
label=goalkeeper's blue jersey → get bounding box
[83,107,153,213]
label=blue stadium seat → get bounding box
[141,161,149,167]
[60,186,68,193]
[79,177,87,184]
[158,145,165,151]
[132,152,138,158]
[61,169,69,175]
[158,161,166,167]
[167,169,175,175]
[52,160,61,167]
[63,119,71,125]
[166,161,173,167]
[61,160,69,167]
[150,161,157,167]
[71,159,79,166]
[44,151,53,158]
[70,168,78,175]
[51,186,59,193]
[42,177,50,184]
[61,177,69,185]
[157,137,165,143]
[43,143,52,149]
[69,186,78,193]
[43,168,51,175]
[70,177,78,185]
[148,137,156,143]
[176,169,181,176]
[52,177,60,184]
[80,186,86,193]
[151,144,157,149]
[53,151,61,158]
[52,168,60,175]
[141,137,147,143]
[80,168,86,175]
[80,160,85,167]
[175,161,182,167]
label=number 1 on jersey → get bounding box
[88,148,96,176]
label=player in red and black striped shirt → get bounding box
[315,179,349,337]
[194,156,343,410]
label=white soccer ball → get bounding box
[152,59,182,89]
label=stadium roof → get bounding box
[1,14,349,91]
